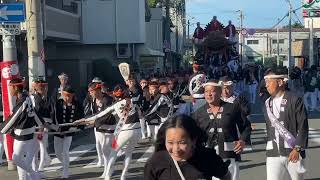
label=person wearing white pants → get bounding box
[75,85,135,179]
[267,156,305,180]
[247,72,258,104]
[30,78,52,172]
[144,82,173,141]
[85,81,115,167]
[32,131,52,172]
[103,84,141,180]
[51,85,84,179]
[146,123,160,141]
[94,128,105,167]
[36,131,51,171]
[104,124,140,180]
[0,78,45,180]
[192,79,252,180]
[140,79,150,139]
[13,139,43,180]
[263,67,308,180]
[54,136,72,178]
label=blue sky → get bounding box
[186,0,304,30]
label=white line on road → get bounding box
[45,144,95,172]
[82,159,99,169]
[83,145,154,169]
[136,146,154,163]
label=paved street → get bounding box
[1,111,320,179]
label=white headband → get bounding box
[264,74,289,82]
[58,74,68,79]
[222,81,233,86]
[203,81,223,87]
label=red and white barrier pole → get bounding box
[1,35,21,170]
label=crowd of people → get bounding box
[0,14,312,180]
[193,16,236,44]
[0,15,311,180]
[0,56,310,180]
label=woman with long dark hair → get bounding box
[144,115,231,180]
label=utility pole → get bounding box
[164,0,171,73]
[277,18,280,66]
[187,20,190,40]
[288,1,293,69]
[175,1,179,71]
[309,18,314,67]
[238,10,244,67]
[26,0,46,89]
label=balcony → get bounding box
[43,0,81,41]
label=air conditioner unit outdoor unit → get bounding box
[117,44,132,58]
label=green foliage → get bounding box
[148,0,158,8]
[282,21,304,28]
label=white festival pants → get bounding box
[266,156,305,180]
[38,132,51,171]
[94,128,105,166]
[139,119,146,139]
[104,128,140,180]
[101,133,114,175]
[13,138,39,180]
[212,158,239,180]
[54,136,72,175]
[146,124,160,140]
[32,132,51,171]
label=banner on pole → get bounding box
[0,61,20,161]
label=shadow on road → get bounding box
[47,172,101,180]
[240,162,265,170]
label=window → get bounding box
[247,40,259,45]
[272,39,285,44]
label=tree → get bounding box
[282,21,304,28]
[147,0,158,8]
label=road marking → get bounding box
[136,146,154,163]
[82,159,99,169]
[83,145,154,169]
[309,128,320,145]
[44,144,95,172]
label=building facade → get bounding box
[242,28,320,68]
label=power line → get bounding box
[271,13,288,29]
[270,3,304,29]
[293,10,304,26]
